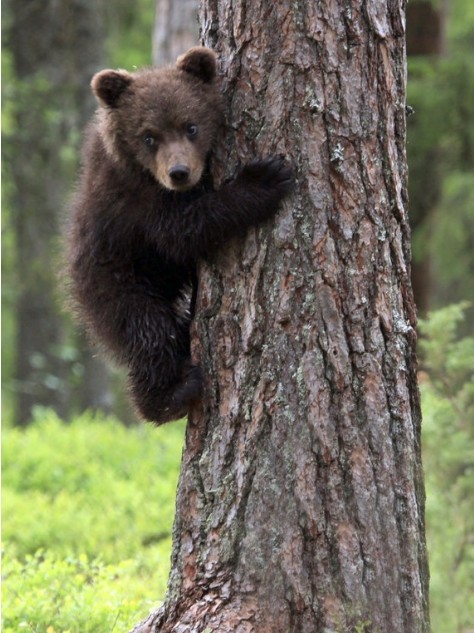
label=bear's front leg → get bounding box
[152,156,294,264]
[234,155,295,206]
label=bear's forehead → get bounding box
[129,70,212,126]
[134,71,207,105]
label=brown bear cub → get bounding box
[66,47,293,424]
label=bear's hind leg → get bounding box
[128,358,203,424]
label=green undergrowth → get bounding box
[419,304,474,633]
[2,410,186,633]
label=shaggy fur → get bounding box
[66,47,293,424]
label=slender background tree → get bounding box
[132,1,430,631]
[407,0,474,328]
[153,0,199,64]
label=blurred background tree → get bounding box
[407,0,474,325]
[152,0,199,64]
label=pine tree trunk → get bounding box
[132,1,430,631]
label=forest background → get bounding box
[2,1,473,632]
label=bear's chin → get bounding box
[164,182,197,193]
[156,173,203,193]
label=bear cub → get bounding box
[66,47,293,424]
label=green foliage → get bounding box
[2,411,186,632]
[105,0,155,69]
[448,0,474,48]
[419,304,474,633]
[1,46,19,418]
[431,173,474,304]
[2,551,159,633]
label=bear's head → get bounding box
[91,47,222,192]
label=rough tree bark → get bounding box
[132,1,429,632]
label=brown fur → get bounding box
[66,47,293,424]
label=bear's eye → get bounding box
[144,135,157,149]
[185,123,198,139]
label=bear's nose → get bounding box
[169,164,190,185]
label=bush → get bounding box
[2,549,162,633]
[2,410,186,632]
[419,303,474,633]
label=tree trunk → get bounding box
[152,0,199,65]
[132,1,429,631]
[406,0,447,316]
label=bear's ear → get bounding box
[91,69,133,107]
[176,47,217,83]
